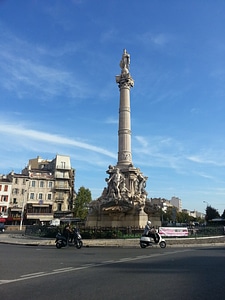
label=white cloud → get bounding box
[0,122,116,159]
[105,117,118,124]
[137,31,173,47]
[0,27,91,100]
[187,155,225,167]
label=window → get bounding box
[58,192,64,200]
[31,181,36,187]
[15,178,18,184]
[40,181,44,188]
[4,185,8,192]
[47,193,52,200]
[13,198,17,204]
[30,193,34,200]
[58,181,64,188]
[57,203,62,211]
[13,188,19,194]
[1,196,8,202]
[38,193,43,200]
[48,181,53,188]
[0,185,2,191]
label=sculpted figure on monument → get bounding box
[138,173,147,194]
[106,168,124,199]
[120,180,130,201]
[120,49,130,76]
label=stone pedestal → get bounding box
[86,208,148,228]
[86,164,149,228]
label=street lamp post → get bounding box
[203,201,209,207]
[19,190,26,231]
[20,179,29,231]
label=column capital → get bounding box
[116,74,134,89]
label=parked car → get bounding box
[0,222,5,232]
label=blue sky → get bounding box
[0,0,225,215]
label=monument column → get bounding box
[116,49,134,167]
[86,49,149,228]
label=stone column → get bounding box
[116,49,134,167]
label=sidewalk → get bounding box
[0,233,225,247]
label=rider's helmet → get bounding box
[147,220,151,225]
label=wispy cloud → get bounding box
[135,136,149,148]
[133,134,225,176]
[105,117,118,124]
[100,28,118,43]
[187,154,225,167]
[137,31,173,47]
[0,27,90,100]
[194,172,215,180]
[133,135,185,172]
[0,121,116,159]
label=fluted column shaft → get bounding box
[117,81,133,166]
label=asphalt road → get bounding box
[0,244,224,300]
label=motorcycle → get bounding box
[140,230,166,249]
[55,228,83,249]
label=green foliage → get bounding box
[221,209,225,219]
[80,229,128,239]
[162,207,174,222]
[162,208,204,224]
[205,206,220,222]
[73,186,92,220]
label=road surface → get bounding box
[0,244,224,299]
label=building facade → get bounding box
[5,155,75,225]
[170,196,182,212]
[0,175,12,219]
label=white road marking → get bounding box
[53,267,74,272]
[20,272,45,278]
[0,249,194,286]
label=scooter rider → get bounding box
[143,220,157,243]
[143,220,152,236]
[63,223,72,243]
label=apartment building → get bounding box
[0,175,12,219]
[6,172,28,224]
[22,155,75,224]
[5,155,75,225]
[150,197,173,211]
[170,196,182,212]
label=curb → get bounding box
[0,234,225,247]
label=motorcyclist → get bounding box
[143,220,152,236]
[63,224,72,243]
[143,220,157,243]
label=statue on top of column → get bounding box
[120,49,130,76]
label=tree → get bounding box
[205,206,220,222]
[73,186,92,220]
[163,207,177,223]
[221,209,225,219]
[176,211,191,224]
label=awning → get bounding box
[32,205,50,207]
[10,208,22,212]
[0,218,6,223]
[26,215,53,221]
[39,217,53,221]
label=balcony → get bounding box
[55,197,64,202]
[54,183,70,190]
[55,174,70,179]
[55,165,71,170]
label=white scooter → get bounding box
[140,230,166,248]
